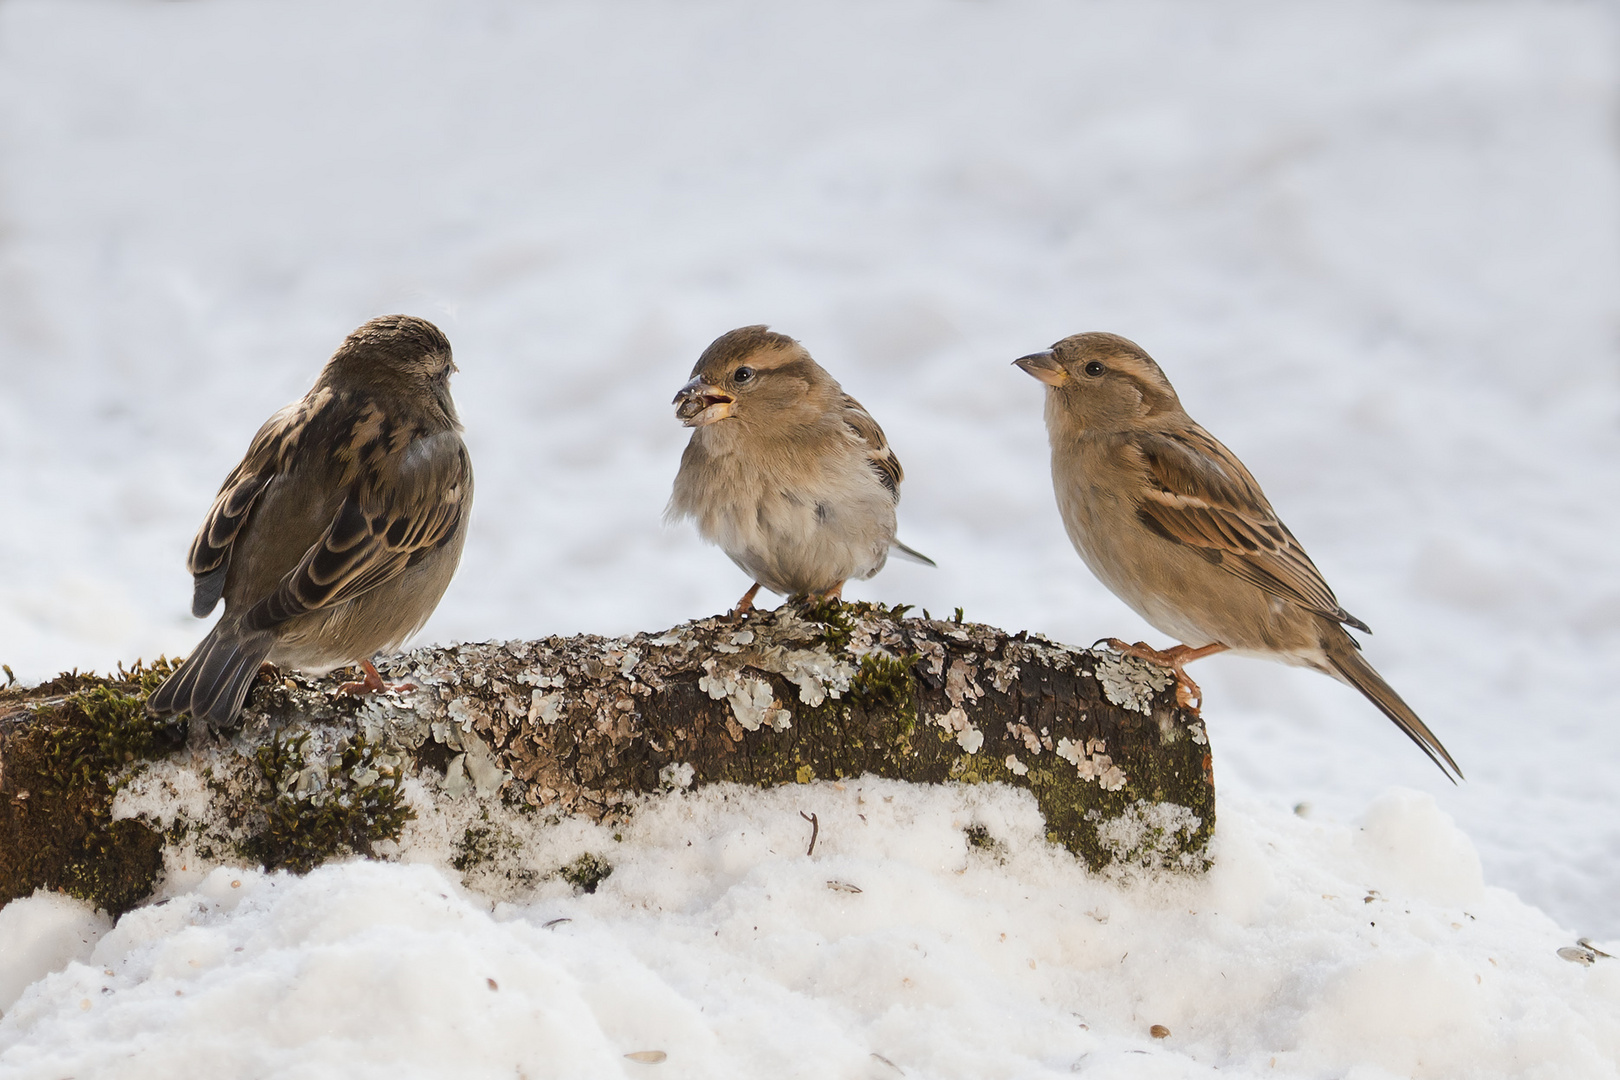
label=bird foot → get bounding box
[338,660,416,696]
[794,583,844,608]
[1093,638,1228,715]
[728,582,763,618]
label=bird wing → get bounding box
[1124,427,1369,631]
[243,428,471,632]
[186,398,324,617]
[840,393,903,501]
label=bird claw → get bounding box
[1092,637,1224,716]
[337,660,414,697]
[1173,677,1203,715]
[728,582,763,618]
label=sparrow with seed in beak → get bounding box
[1015,332,1460,781]
[668,325,934,613]
[147,314,473,728]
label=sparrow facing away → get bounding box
[667,325,934,613]
[1015,332,1460,781]
[147,314,473,728]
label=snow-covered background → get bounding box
[2,1,1618,1075]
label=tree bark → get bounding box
[0,601,1214,914]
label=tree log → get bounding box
[0,602,1214,914]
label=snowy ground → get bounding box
[3,780,1619,1079]
[2,0,1618,1075]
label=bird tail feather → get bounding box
[1320,626,1462,783]
[146,620,274,729]
[890,538,937,567]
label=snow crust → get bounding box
[3,783,1618,1078]
[2,1,1619,1073]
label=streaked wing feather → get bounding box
[1128,429,1359,626]
[244,432,469,632]
[185,402,314,614]
[841,394,903,501]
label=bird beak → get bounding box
[1013,351,1069,387]
[672,377,736,427]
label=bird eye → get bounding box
[1083,361,1106,377]
[733,366,755,384]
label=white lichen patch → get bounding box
[1093,653,1173,715]
[1055,737,1127,791]
[774,648,853,707]
[945,658,984,708]
[1009,723,1045,756]
[725,675,792,733]
[447,697,490,732]
[443,734,509,800]
[697,635,854,712]
[528,690,564,725]
[932,707,983,754]
[658,762,695,789]
[984,656,1020,693]
[915,639,946,677]
[460,729,510,798]
[1005,755,1029,777]
[697,663,786,730]
[1094,800,1205,872]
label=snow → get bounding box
[3,782,1619,1078]
[3,0,1619,1074]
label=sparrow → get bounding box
[1015,332,1460,781]
[667,325,934,613]
[146,314,473,728]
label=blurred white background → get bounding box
[1,0,1616,933]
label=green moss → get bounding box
[239,730,414,873]
[800,597,855,649]
[848,652,913,710]
[452,825,497,872]
[559,852,612,894]
[36,684,183,797]
[0,659,183,914]
[451,811,524,874]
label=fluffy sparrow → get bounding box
[1015,332,1460,781]
[147,314,473,728]
[668,325,933,612]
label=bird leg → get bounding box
[813,582,845,603]
[1095,639,1229,714]
[730,582,763,617]
[338,659,416,696]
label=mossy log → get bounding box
[0,602,1215,915]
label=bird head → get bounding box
[673,325,833,431]
[1014,332,1181,429]
[325,315,460,423]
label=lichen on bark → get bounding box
[0,601,1214,914]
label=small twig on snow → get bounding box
[800,811,819,857]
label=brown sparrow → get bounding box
[147,315,473,728]
[1015,332,1460,781]
[668,325,933,612]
